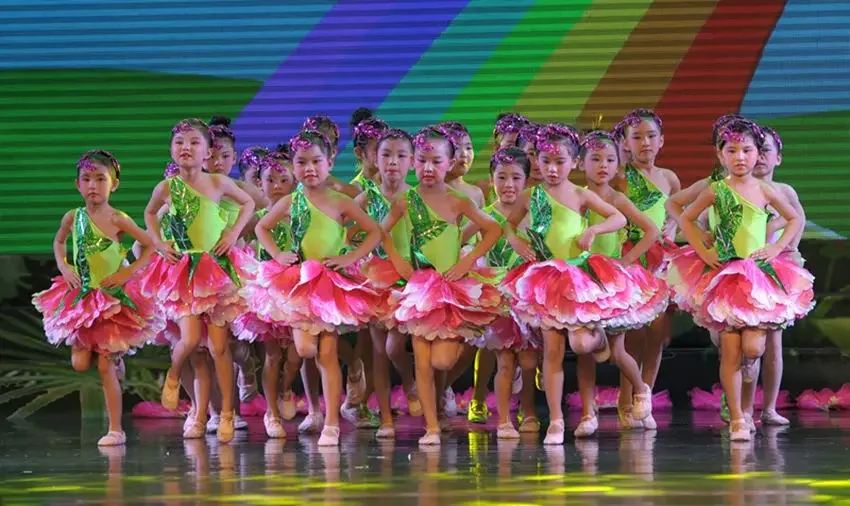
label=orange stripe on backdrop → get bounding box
[653,0,786,187]
[577,0,719,131]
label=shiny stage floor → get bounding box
[2,410,850,505]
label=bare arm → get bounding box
[681,187,719,267]
[334,195,381,263]
[614,193,660,265]
[327,175,361,199]
[53,211,78,286]
[761,183,802,255]
[237,179,269,211]
[666,178,710,229]
[143,181,169,243]
[113,212,154,275]
[456,196,501,265]
[581,188,627,235]
[780,183,805,249]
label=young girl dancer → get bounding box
[33,150,163,446]
[462,147,540,438]
[380,125,503,445]
[578,131,669,436]
[252,129,383,445]
[232,151,301,438]
[141,118,255,443]
[742,125,805,426]
[501,123,658,445]
[206,116,268,433]
[613,109,681,431]
[349,108,389,192]
[354,128,422,437]
[667,119,814,441]
[443,122,485,208]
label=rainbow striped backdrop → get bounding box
[1,0,848,253]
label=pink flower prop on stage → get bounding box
[131,400,191,418]
[689,383,794,410]
[796,384,850,411]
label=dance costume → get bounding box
[383,188,502,341]
[139,176,247,327]
[502,186,660,332]
[232,209,292,344]
[667,179,815,332]
[245,187,381,334]
[474,205,540,351]
[33,208,163,354]
[621,165,677,276]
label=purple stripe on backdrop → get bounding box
[233,0,470,152]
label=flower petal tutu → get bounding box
[472,313,542,351]
[243,259,381,334]
[32,276,164,354]
[667,246,815,332]
[384,267,503,341]
[622,239,679,277]
[502,255,650,331]
[608,264,670,332]
[138,250,246,327]
[231,311,291,344]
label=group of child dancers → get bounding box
[32,107,815,448]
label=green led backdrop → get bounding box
[1,0,849,254]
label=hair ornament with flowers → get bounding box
[163,162,179,178]
[289,129,334,158]
[77,149,121,179]
[622,108,664,132]
[413,125,460,156]
[536,123,580,156]
[716,118,765,150]
[493,113,529,138]
[209,124,236,150]
[582,130,617,152]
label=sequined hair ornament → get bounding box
[289,129,334,158]
[493,113,529,138]
[622,108,664,134]
[170,118,212,145]
[378,128,414,149]
[77,149,121,180]
[536,123,580,157]
[209,124,236,150]
[414,125,459,157]
[353,118,389,147]
[491,148,516,167]
[581,130,617,153]
[517,124,540,149]
[712,113,745,145]
[716,119,765,150]
[238,146,271,176]
[259,153,290,176]
[759,125,783,153]
[302,115,340,144]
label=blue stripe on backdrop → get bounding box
[0,0,334,81]
[233,0,470,178]
[740,0,850,119]
[375,0,537,134]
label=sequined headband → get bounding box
[77,150,120,177]
[239,146,270,171]
[259,155,289,175]
[354,120,385,141]
[493,113,529,137]
[413,126,458,155]
[622,108,664,130]
[717,120,764,147]
[302,116,340,141]
[491,149,517,167]
[536,123,580,155]
[582,131,617,152]
[289,130,333,156]
[210,124,235,150]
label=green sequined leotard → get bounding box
[711,180,768,261]
[588,209,627,259]
[624,164,667,242]
[256,208,292,261]
[289,187,345,260]
[406,188,461,273]
[482,204,524,271]
[526,185,586,261]
[71,208,127,291]
[364,185,411,260]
